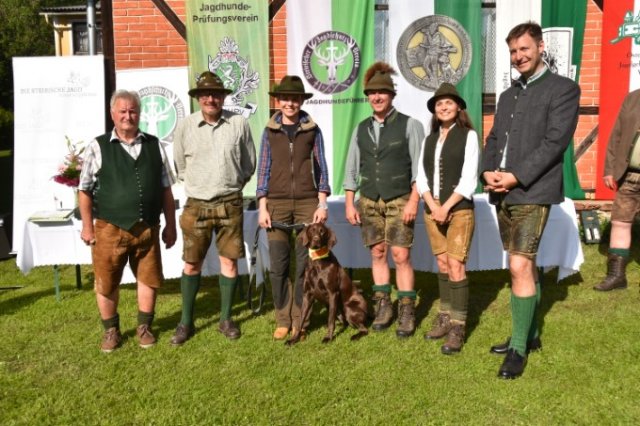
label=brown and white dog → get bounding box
[286,223,368,345]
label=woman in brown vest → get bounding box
[256,76,331,339]
[416,83,479,354]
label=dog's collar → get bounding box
[309,247,330,261]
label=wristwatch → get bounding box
[317,202,328,210]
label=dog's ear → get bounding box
[297,225,310,247]
[326,225,337,249]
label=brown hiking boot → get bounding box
[218,319,241,340]
[396,297,416,338]
[371,291,393,331]
[136,324,156,349]
[101,327,122,353]
[424,312,452,340]
[441,323,465,354]
[170,323,195,346]
[594,254,628,291]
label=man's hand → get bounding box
[402,198,418,224]
[603,175,618,191]
[81,226,96,246]
[482,170,502,191]
[345,202,361,226]
[162,225,177,249]
[484,170,518,193]
[495,172,518,191]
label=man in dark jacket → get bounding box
[482,22,580,379]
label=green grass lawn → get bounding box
[1,225,640,425]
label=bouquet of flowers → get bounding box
[52,136,85,187]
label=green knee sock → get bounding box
[219,275,237,322]
[372,284,392,294]
[102,313,120,331]
[397,290,417,300]
[449,278,469,323]
[509,292,537,356]
[137,311,154,327]
[527,282,541,341]
[438,273,451,313]
[609,247,630,258]
[180,273,201,327]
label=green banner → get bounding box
[331,0,376,194]
[185,0,269,194]
[435,0,483,135]
[542,0,587,200]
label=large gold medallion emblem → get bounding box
[396,15,472,91]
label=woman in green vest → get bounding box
[416,83,479,354]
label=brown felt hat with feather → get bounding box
[363,62,397,96]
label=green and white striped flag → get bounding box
[286,0,376,195]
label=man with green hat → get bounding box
[256,75,331,340]
[343,62,425,338]
[171,71,256,344]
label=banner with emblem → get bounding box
[185,0,269,194]
[596,0,640,199]
[390,0,483,137]
[116,67,189,169]
[286,0,376,195]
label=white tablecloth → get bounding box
[17,195,583,284]
[17,210,268,284]
[326,194,583,281]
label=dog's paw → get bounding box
[321,335,335,344]
[284,338,298,346]
[350,330,368,341]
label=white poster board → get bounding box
[12,55,105,252]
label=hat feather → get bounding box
[364,62,397,85]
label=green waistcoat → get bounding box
[94,133,163,230]
[357,111,412,201]
[423,125,473,214]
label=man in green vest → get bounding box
[343,62,425,338]
[170,72,256,344]
[79,89,177,353]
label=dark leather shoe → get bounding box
[170,323,194,346]
[498,349,527,379]
[218,319,241,340]
[490,336,542,355]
